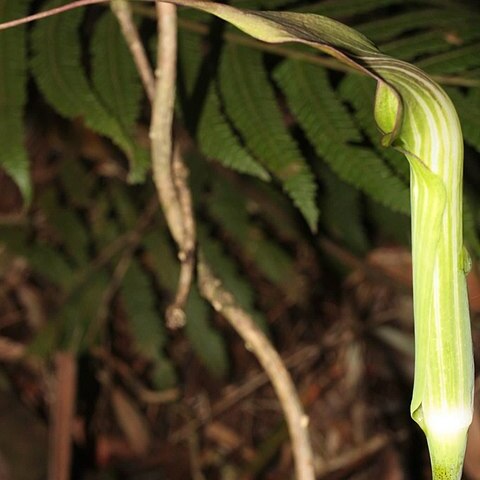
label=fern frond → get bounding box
[381,31,454,62]
[208,178,295,287]
[339,74,410,181]
[91,11,143,134]
[218,43,318,230]
[59,157,95,208]
[319,164,369,255]
[39,190,90,267]
[177,30,270,180]
[0,0,31,202]
[295,0,403,18]
[90,192,123,249]
[463,193,480,259]
[275,61,410,214]
[198,224,268,331]
[185,287,230,379]
[143,230,230,378]
[121,256,177,387]
[59,271,109,351]
[30,0,149,182]
[29,244,76,287]
[417,42,480,75]
[109,183,139,230]
[198,86,271,180]
[447,88,480,153]
[356,8,478,43]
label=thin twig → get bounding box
[149,3,315,476]
[150,2,183,245]
[171,345,320,442]
[316,431,407,478]
[166,146,196,328]
[70,196,158,293]
[150,1,195,329]
[0,0,109,30]
[111,0,156,103]
[48,352,77,480]
[197,253,315,480]
[132,4,480,88]
[91,347,180,404]
[0,336,26,362]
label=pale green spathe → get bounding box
[163,1,475,477]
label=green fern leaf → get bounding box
[356,8,477,43]
[381,31,455,62]
[463,192,480,259]
[319,164,369,255]
[199,223,268,331]
[121,260,177,388]
[39,189,90,267]
[295,0,404,18]
[339,74,409,181]
[59,270,109,351]
[218,44,318,230]
[91,11,143,134]
[447,87,480,154]
[185,287,230,379]
[275,60,410,214]
[143,230,230,378]
[90,192,123,250]
[28,244,76,287]
[177,30,270,180]
[30,0,149,183]
[198,85,271,180]
[208,178,294,287]
[59,156,95,208]
[417,42,480,75]
[0,0,31,202]
[367,199,411,246]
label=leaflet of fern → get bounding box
[339,74,410,181]
[91,12,143,135]
[219,44,318,230]
[0,0,31,202]
[143,230,230,379]
[121,261,176,387]
[177,29,270,180]
[275,60,410,213]
[30,0,148,183]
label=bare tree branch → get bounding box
[149,3,315,478]
[48,352,77,480]
[112,0,156,103]
[197,253,316,480]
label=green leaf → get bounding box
[39,190,90,267]
[0,0,31,202]
[275,60,410,213]
[30,0,149,183]
[319,164,368,255]
[143,230,230,378]
[417,42,480,75]
[198,85,271,180]
[208,177,295,287]
[199,224,268,332]
[339,74,410,182]
[121,259,177,389]
[177,29,270,180]
[91,11,143,134]
[219,44,318,230]
[185,287,230,379]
